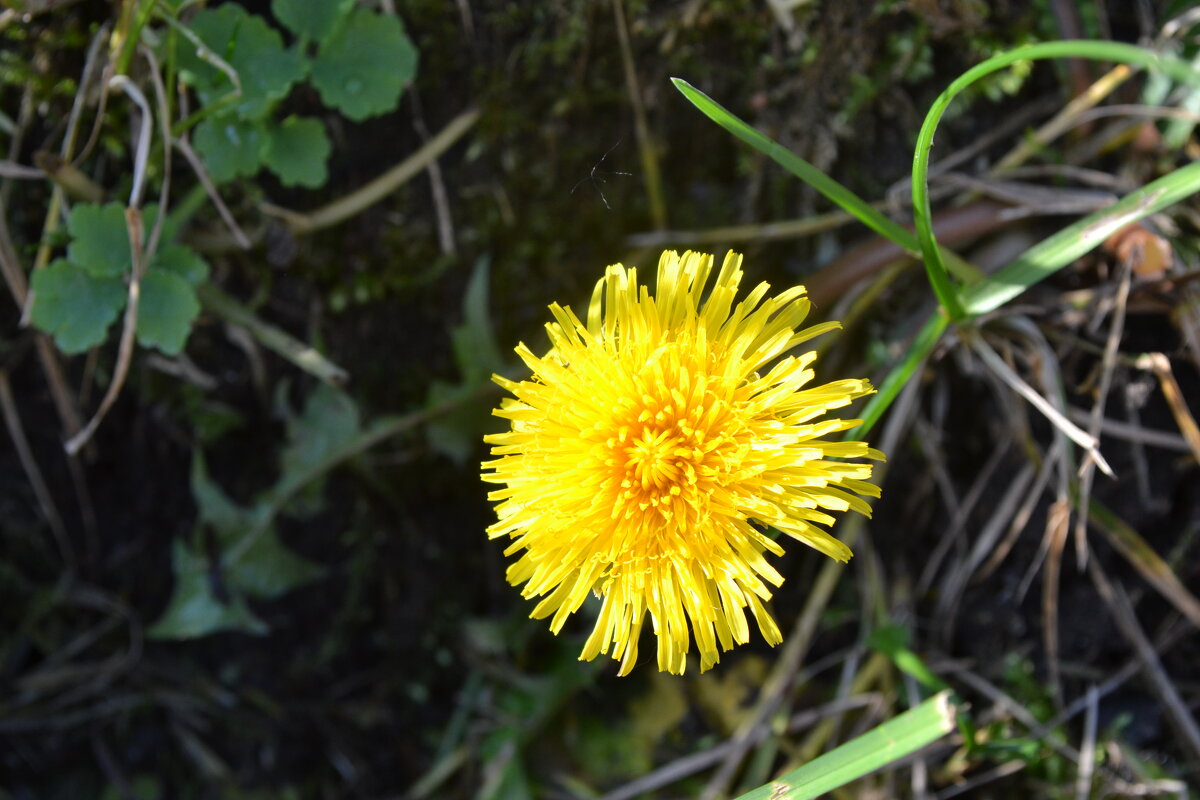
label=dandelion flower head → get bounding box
[482,251,883,675]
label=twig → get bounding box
[108,76,152,210]
[596,694,880,800]
[64,25,110,168]
[1076,257,1132,566]
[611,0,665,228]
[993,64,1133,172]
[1065,405,1192,452]
[1088,560,1200,762]
[969,332,1113,476]
[139,43,173,257]
[1042,497,1070,702]
[1074,685,1099,800]
[174,137,251,250]
[1135,352,1200,463]
[0,371,72,563]
[410,91,456,256]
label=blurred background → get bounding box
[1,0,1198,797]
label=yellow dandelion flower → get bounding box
[481,250,884,675]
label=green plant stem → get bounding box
[197,284,349,386]
[846,310,949,441]
[222,382,498,569]
[263,107,480,234]
[112,0,159,76]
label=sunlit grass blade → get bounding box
[846,311,949,441]
[961,159,1200,315]
[912,41,1200,320]
[735,691,957,800]
[671,78,916,251]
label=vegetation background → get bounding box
[1,0,1198,798]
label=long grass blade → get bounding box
[846,311,949,441]
[671,78,916,251]
[734,691,957,800]
[912,41,1200,319]
[961,159,1200,315]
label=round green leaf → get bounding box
[30,259,126,354]
[228,11,307,119]
[310,8,417,121]
[263,116,331,188]
[67,202,132,277]
[174,4,306,120]
[151,244,211,286]
[137,270,201,355]
[272,0,354,44]
[193,116,265,182]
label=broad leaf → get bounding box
[152,243,210,285]
[177,4,306,120]
[262,116,331,188]
[226,10,307,119]
[224,522,326,600]
[174,4,243,89]
[137,269,201,355]
[193,116,264,182]
[310,8,417,121]
[147,539,268,639]
[271,0,354,45]
[66,202,132,277]
[29,260,125,354]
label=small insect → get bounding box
[571,138,632,210]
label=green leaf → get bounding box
[192,452,252,534]
[427,257,506,464]
[192,453,326,601]
[426,381,492,466]
[177,5,306,120]
[867,624,951,693]
[193,115,264,181]
[225,521,325,599]
[152,243,210,285]
[65,202,164,277]
[271,0,354,44]
[29,260,126,354]
[67,202,132,277]
[147,539,268,640]
[174,4,243,88]
[227,10,307,119]
[451,257,505,384]
[262,116,331,188]
[278,383,360,491]
[310,8,417,121]
[137,270,201,355]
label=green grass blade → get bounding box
[913,41,1200,320]
[671,78,917,251]
[735,691,957,800]
[961,158,1200,315]
[846,311,950,441]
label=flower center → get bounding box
[627,428,687,491]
